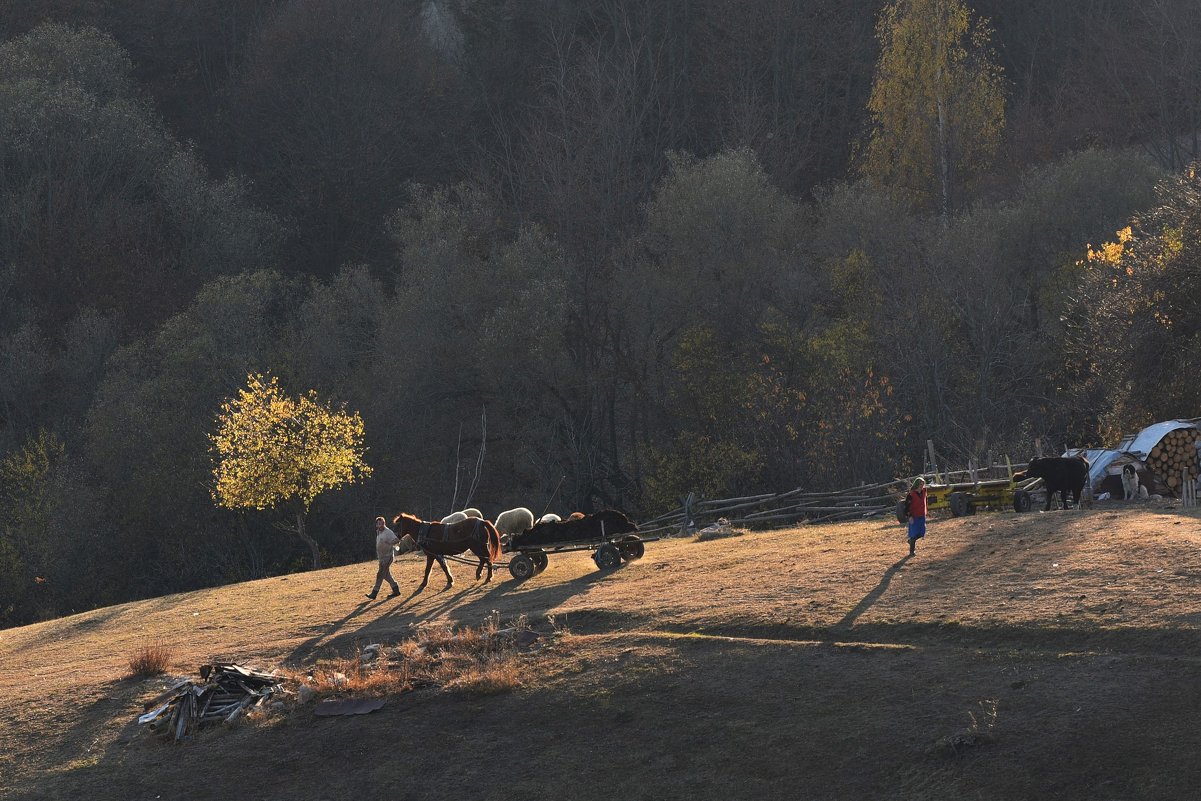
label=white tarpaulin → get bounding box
[1063,418,1201,492]
[1127,419,1201,458]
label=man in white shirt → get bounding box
[366,516,402,600]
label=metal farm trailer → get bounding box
[503,532,657,580]
[922,475,1045,516]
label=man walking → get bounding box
[366,516,402,600]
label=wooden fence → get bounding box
[638,458,1028,536]
[637,480,900,535]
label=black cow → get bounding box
[509,509,637,548]
[1015,456,1090,511]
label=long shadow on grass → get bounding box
[835,555,910,630]
[285,565,619,662]
[282,599,373,664]
[633,617,1201,658]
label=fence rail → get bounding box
[639,461,1029,536]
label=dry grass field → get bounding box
[5,503,1201,800]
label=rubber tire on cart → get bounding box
[949,491,969,517]
[1013,490,1032,513]
[530,551,549,574]
[509,554,535,581]
[618,537,645,560]
[895,498,910,524]
[594,543,622,570]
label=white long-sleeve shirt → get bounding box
[375,526,400,561]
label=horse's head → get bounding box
[391,512,423,535]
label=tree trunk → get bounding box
[295,510,321,570]
[936,92,951,224]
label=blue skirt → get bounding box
[907,516,926,541]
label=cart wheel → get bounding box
[1013,490,1032,513]
[618,537,645,560]
[949,491,968,517]
[530,551,548,573]
[594,543,621,570]
[895,499,909,524]
[509,554,535,581]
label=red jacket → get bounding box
[907,487,928,517]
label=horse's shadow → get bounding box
[286,562,613,663]
[284,598,374,664]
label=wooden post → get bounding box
[926,440,942,484]
[1035,438,1043,458]
[681,491,697,535]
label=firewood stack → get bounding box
[1146,428,1201,494]
[138,663,285,742]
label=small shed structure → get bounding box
[1066,418,1201,497]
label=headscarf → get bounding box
[912,477,926,490]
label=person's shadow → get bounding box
[836,555,910,630]
[285,598,373,663]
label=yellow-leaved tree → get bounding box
[861,0,1005,221]
[209,373,372,570]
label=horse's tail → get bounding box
[483,520,501,562]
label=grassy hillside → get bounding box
[4,505,1201,800]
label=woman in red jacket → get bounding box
[906,477,928,556]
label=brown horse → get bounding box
[391,513,502,590]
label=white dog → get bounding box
[1121,464,1141,500]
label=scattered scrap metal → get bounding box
[138,663,285,742]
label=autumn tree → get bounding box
[861,0,1006,219]
[1062,165,1201,442]
[210,373,372,570]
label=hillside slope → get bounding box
[4,505,1201,800]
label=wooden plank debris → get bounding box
[137,663,286,742]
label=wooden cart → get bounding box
[503,533,658,580]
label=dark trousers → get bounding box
[371,557,400,596]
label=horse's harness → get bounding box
[415,519,483,549]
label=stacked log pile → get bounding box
[1146,428,1200,494]
[138,663,285,742]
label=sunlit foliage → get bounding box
[210,374,371,568]
[211,373,371,512]
[861,0,1005,218]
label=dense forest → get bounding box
[3,0,1201,625]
